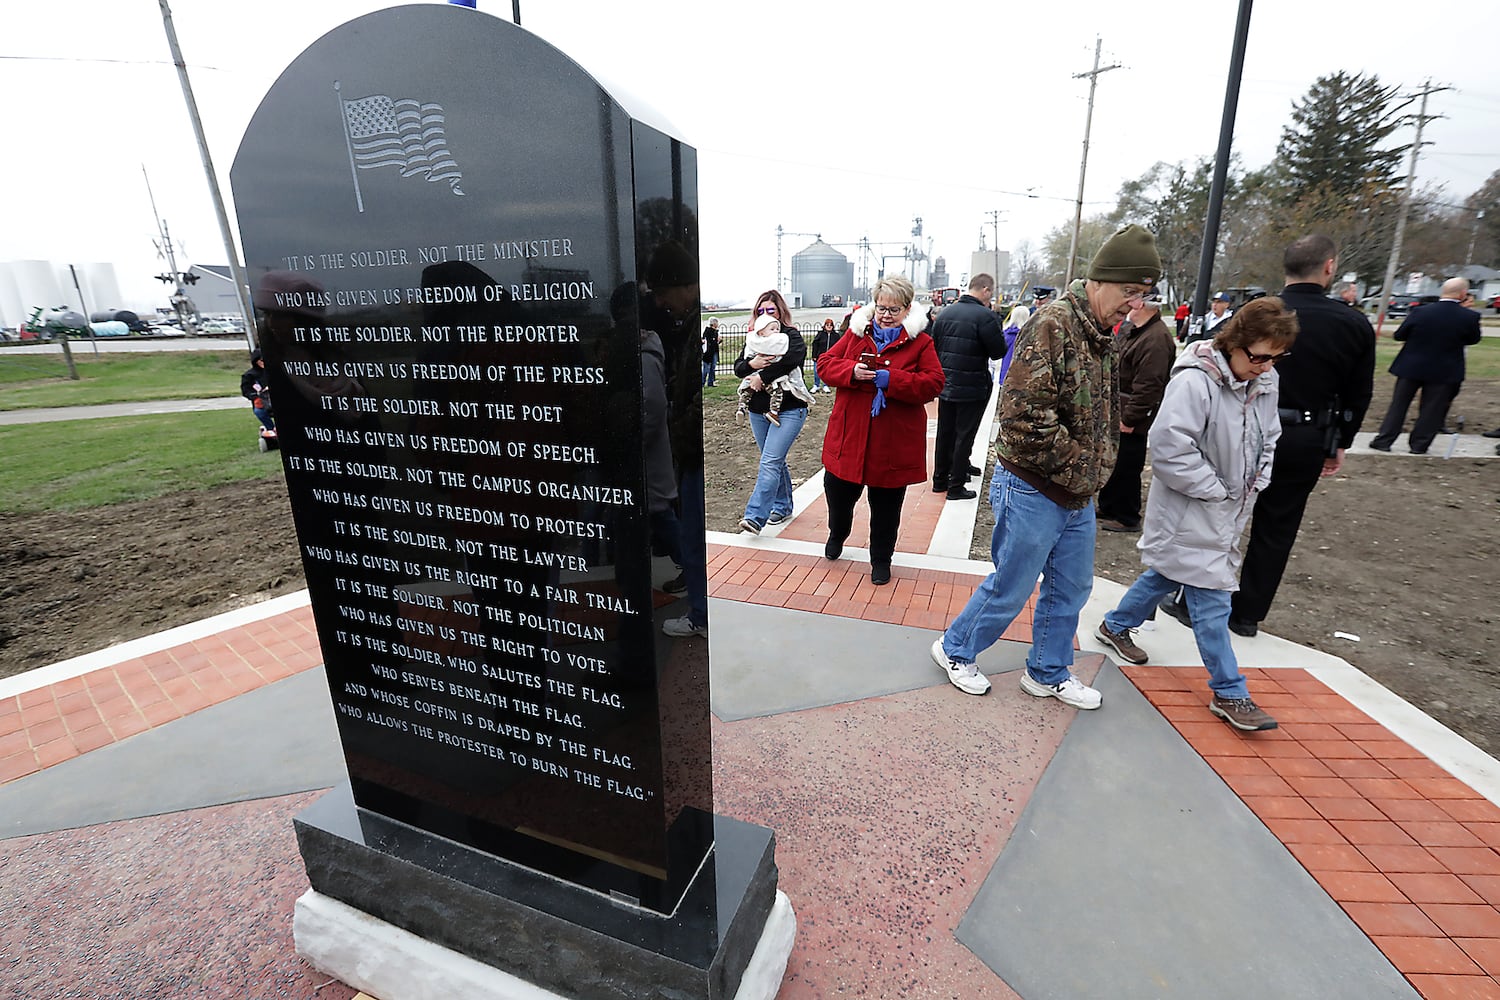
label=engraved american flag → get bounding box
[341,94,465,196]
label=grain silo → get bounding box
[790,240,852,306]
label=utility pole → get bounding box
[987,209,1003,290]
[157,0,258,353]
[68,265,99,359]
[1063,37,1120,287]
[1374,79,1450,336]
[143,165,197,336]
[1468,209,1486,267]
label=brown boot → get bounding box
[1096,621,1148,664]
[1210,695,1278,732]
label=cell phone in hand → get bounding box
[859,352,879,367]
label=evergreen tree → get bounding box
[1270,72,1410,284]
[1275,71,1407,202]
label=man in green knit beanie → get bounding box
[931,224,1161,709]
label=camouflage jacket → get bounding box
[995,278,1118,509]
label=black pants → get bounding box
[1231,425,1324,625]
[933,398,986,490]
[823,471,907,569]
[1370,377,1460,454]
[1097,431,1147,526]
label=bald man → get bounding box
[1369,277,1483,454]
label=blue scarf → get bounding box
[869,320,903,416]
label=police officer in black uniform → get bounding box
[1160,235,1375,635]
[1231,234,1374,635]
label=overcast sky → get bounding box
[3,0,1496,311]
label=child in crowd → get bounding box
[737,313,813,425]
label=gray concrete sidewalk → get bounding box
[0,395,246,425]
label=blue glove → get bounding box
[873,369,890,390]
[870,386,886,417]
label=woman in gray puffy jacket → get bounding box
[1094,297,1299,732]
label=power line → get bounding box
[0,54,225,70]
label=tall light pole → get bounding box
[1189,0,1253,340]
[1063,37,1119,286]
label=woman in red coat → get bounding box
[816,276,945,585]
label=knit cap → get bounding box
[1087,224,1162,285]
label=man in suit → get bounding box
[1369,277,1483,454]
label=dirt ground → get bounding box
[3,376,1497,753]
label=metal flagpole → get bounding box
[336,82,365,214]
[156,0,259,352]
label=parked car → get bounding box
[1387,294,1440,316]
[1490,294,1500,314]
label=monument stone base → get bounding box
[292,784,790,1000]
[294,889,796,1000]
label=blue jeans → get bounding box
[744,407,807,525]
[1104,568,1249,699]
[941,468,1095,686]
[702,360,716,387]
[811,362,824,390]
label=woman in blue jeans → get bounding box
[1094,297,1299,732]
[735,289,809,533]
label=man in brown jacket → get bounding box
[1097,293,1176,531]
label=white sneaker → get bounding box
[662,616,707,638]
[931,637,990,695]
[1019,671,1102,710]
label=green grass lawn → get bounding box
[0,410,282,514]
[1375,333,1500,378]
[0,351,248,410]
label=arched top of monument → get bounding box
[243,3,688,148]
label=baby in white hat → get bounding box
[737,313,813,425]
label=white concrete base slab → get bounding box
[293,888,797,1000]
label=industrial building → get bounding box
[790,239,853,307]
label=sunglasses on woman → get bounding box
[1239,346,1292,365]
[756,305,778,315]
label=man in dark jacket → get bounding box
[1369,278,1482,454]
[1175,234,1373,636]
[929,273,1007,499]
[1097,293,1174,531]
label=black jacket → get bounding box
[1276,282,1376,449]
[1389,299,1482,385]
[930,295,1006,402]
[241,361,269,402]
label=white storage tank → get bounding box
[790,240,851,307]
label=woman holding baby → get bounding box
[816,276,944,585]
[735,288,810,535]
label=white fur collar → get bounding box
[849,301,929,338]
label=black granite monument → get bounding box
[230,6,779,998]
